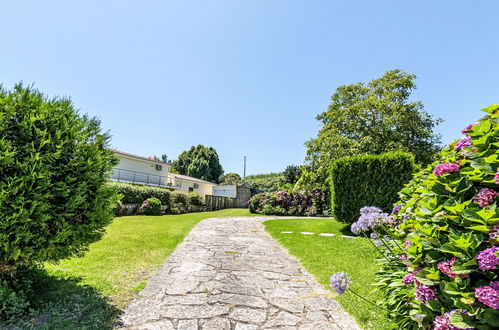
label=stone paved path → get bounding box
[119,217,360,330]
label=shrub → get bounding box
[170,192,190,214]
[372,105,499,329]
[244,172,284,193]
[248,189,329,216]
[139,198,162,216]
[188,192,204,206]
[330,151,417,223]
[108,182,171,206]
[0,84,118,269]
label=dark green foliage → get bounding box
[170,192,190,214]
[305,69,442,191]
[249,189,329,216]
[172,145,223,183]
[188,192,204,206]
[376,105,499,329]
[139,198,162,216]
[244,172,284,193]
[220,173,241,185]
[0,84,118,269]
[330,152,416,223]
[109,182,171,206]
[283,165,302,184]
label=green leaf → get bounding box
[483,309,499,327]
[449,311,476,328]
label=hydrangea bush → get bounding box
[139,197,162,215]
[248,189,329,216]
[369,105,499,329]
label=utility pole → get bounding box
[243,156,247,178]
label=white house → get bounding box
[168,172,218,197]
[110,150,219,197]
[110,150,177,188]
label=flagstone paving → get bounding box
[118,216,360,330]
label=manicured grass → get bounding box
[4,209,256,329]
[264,218,389,330]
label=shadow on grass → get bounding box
[2,268,120,330]
[339,224,355,236]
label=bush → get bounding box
[139,198,162,216]
[244,172,284,193]
[249,189,329,216]
[0,84,118,269]
[109,182,171,206]
[170,192,190,214]
[188,192,204,206]
[330,151,417,223]
[373,105,499,329]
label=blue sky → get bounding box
[1,1,498,175]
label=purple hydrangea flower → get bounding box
[475,281,499,309]
[392,204,402,214]
[473,188,497,207]
[455,136,473,149]
[400,254,408,261]
[404,240,412,249]
[351,206,390,235]
[402,267,422,285]
[489,225,499,241]
[461,123,477,134]
[433,310,473,330]
[433,163,460,176]
[438,257,468,279]
[329,272,351,294]
[415,283,438,303]
[476,246,499,271]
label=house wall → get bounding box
[173,178,216,197]
[112,153,171,186]
[116,156,170,177]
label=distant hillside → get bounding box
[244,172,284,193]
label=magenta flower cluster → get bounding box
[475,282,499,309]
[433,310,473,330]
[476,246,499,271]
[433,163,460,176]
[489,225,499,241]
[402,267,422,285]
[329,272,351,294]
[461,123,477,134]
[438,257,468,279]
[415,283,438,304]
[455,136,473,149]
[473,188,497,207]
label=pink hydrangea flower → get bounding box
[475,281,499,309]
[402,267,422,285]
[433,163,460,176]
[489,225,499,241]
[434,310,473,330]
[476,246,499,271]
[455,136,473,149]
[461,123,477,134]
[416,283,438,303]
[473,188,497,207]
[437,257,468,278]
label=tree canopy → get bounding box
[220,173,241,185]
[283,165,302,184]
[171,145,224,183]
[305,70,442,181]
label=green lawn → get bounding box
[264,218,389,330]
[4,209,255,330]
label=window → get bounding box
[188,187,194,192]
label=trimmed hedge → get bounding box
[330,151,417,223]
[109,182,171,206]
[0,84,118,269]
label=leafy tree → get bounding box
[283,165,302,184]
[220,173,241,185]
[172,145,224,183]
[153,153,171,165]
[305,69,442,185]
